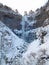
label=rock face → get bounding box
[33,0,49,28]
[0,3,22,30]
[0,3,36,43]
[0,0,48,43]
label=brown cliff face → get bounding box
[33,0,49,28]
[0,3,22,30]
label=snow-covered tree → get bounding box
[36,28,47,44]
[15,9,19,14]
[36,49,47,65]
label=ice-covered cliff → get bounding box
[1,0,49,65]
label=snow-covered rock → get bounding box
[21,25,49,65]
[1,0,49,65]
[0,21,27,65]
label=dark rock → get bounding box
[33,0,49,28]
[0,3,22,30]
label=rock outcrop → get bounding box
[33,0,49,28]
[0,3,22,30]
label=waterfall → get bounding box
[21,15,28,40]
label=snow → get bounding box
[0,22,25,49]
[1,21,49,65]
[21,25,49,65]
[28,20,36,26]
[46,6,49,11]
[0,21,26,65]
[1,13,49,65]
[14,29,22,34]
[23,39,40,56]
